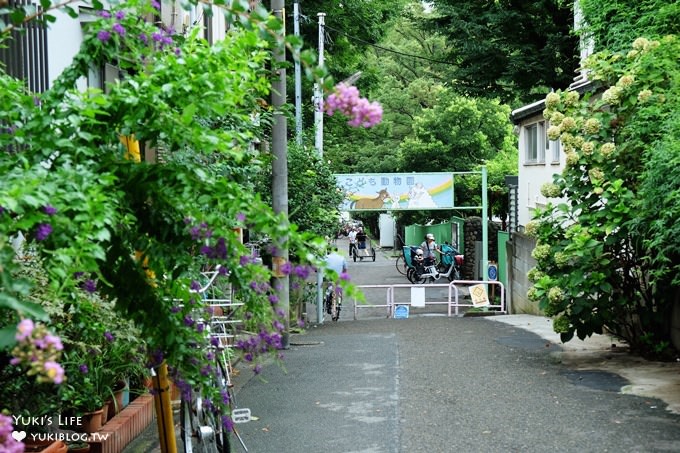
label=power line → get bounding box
[321,23,456,67]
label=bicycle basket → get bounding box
[440,244,455,266]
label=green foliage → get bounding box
[1,0,345,424]
[398,89,514,172]
[425,0,578,104]
[255,143,344,238]
[579,0,680,54]
[531,36,680,359]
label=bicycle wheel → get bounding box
[332,292,342,322]
[395,256,407,275]
[181,392,226,453]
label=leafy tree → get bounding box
[255,143,344,238]
[323,3,450,175]
[579,0,680,54]
[528,36,680,359]
[398,89,514,172]
[425,0,579,105]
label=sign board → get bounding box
[469,284,490,308]
[394,305,409,319]
[488,262,498,281]
[336,172,454,211]
[411,286,426,307]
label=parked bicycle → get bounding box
[324,282,342,322]
[402,244,464,284]
[180,266,251,452]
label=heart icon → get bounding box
[11,431,26,442]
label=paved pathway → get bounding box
[124,237,680,452]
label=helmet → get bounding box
[415,248,424,256]
[426,233,435,240]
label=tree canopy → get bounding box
[425,0,579,105]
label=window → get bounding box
[551,138,561,163]
[525,121,545,164]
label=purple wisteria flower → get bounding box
[43,205,57,215]
[183,315,195,327]
[99,10,111,18]
[253,364,263,375]
[151,0,161,11]
[97,30,111,42]
[240,255,251,266]
[35,223,52,241]
[81,279,97,293]
[104,331,115,342]
[79,364,89,374]
[293,265,310,279]
[222,415,234,432]
[112,23,126,36]
[279,261,292,275]
[236,212,246,223]
[115,11,125,20]
[268,294,279,305]
[190,280,201,291]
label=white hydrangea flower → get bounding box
[584,118,601,135]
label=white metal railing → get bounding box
[352,281,506,319]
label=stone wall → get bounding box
[462,217,500,280]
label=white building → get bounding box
[1,1,231,93]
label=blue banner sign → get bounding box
[336,172,454,211]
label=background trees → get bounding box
[424,0,579,105]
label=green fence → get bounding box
[405,217,465,252]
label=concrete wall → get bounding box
[506,232,543,315]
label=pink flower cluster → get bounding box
[0,414,24,453]
[324,83,383,128]
[10,319,65,385]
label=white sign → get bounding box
[411,286,426,307]
[469,284,490,307]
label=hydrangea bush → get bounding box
[529,36,680,358]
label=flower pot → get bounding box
[101,401,110,425]
[80,409,103,433]
[23,440,68,453]
[67,443,91,453]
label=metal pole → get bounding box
[294,1,303,145]
[313,12,325,157]
[482,166,489,283]
[314,12,326,319]
[271,0,290,348]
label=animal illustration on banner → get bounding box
[407,182,437,208]
[351,188,391,209]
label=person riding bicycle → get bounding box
[420,233,441,267]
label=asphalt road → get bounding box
[124,238,680,452]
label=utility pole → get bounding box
[314,12,326,323]
[313,12,325,157]
[294,1,303,145]
[271,0,290,348]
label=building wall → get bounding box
[515,110,566,228]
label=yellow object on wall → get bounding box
[120,135,141,162]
